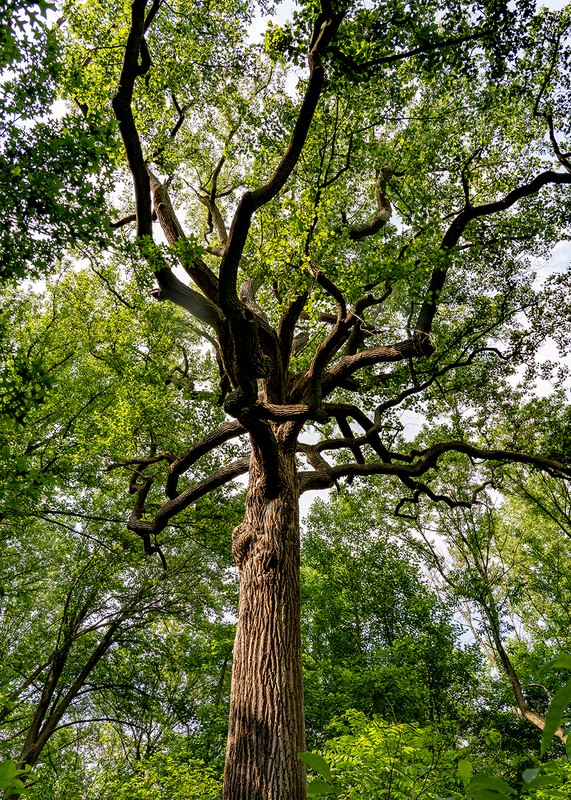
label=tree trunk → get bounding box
[224,435,306,800]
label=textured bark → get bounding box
[224,434,306,800]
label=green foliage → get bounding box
[97,748,221,800]
[451,753,571,799]
[0,266,240,790]
[299,752,340,797]
[300,654,571,800]
[538,656,571,756]
[0,4,116,281]
[0,761,31,795]
[302,490,479,740]
[318,711,459,799]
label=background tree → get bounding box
[399,463,571,749]
[301,491,478,743]
[0,1,116,280]
[0,270,240,796]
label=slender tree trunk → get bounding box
[224,435,306,800]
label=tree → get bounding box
[23,0,571,796]
[0,271,240,795]
[0,1,115,280]
[301,491,478,741]
[402,464,571,756]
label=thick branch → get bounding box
[299,441,571,492]
[152,268,222,330]
[315,332,434,398]
[128,457,251,536]
[166,421,246,498]
[111,0,152,237]
[277,293,309,369]
[416,170,571,335]
[218,11,344,313]
[149,171,220,302]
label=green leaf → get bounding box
[468,774,516,796]
[307,778,339,796]
[466,791,513,800]
[458,759,473,789]
[539,655,571,679]
[541,680,571,754]
[0,761,26,792]
[523,774,563,790]
[522,768,540,783]
[299,752,333,782]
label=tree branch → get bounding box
[166,421,246,498]
[111,0,152,237]
[216,9,345,390]
[416,169,571,335]
[314,332,434,398]
[152,268,222,330]
[299,441,571,492]
[333,165,392,240]
[149,170,220,302]
[128,457,251,536]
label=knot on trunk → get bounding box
[232,523,283,574]
[412,331,435,357]
[232,522,256,567]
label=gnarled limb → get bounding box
[333,165,392,240]
[315,332,434,399]
[416,169,571,335]
[299,441,571,493]
[128,457,251,537]
[166,421,246,498]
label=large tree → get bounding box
[23,0,571,796]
